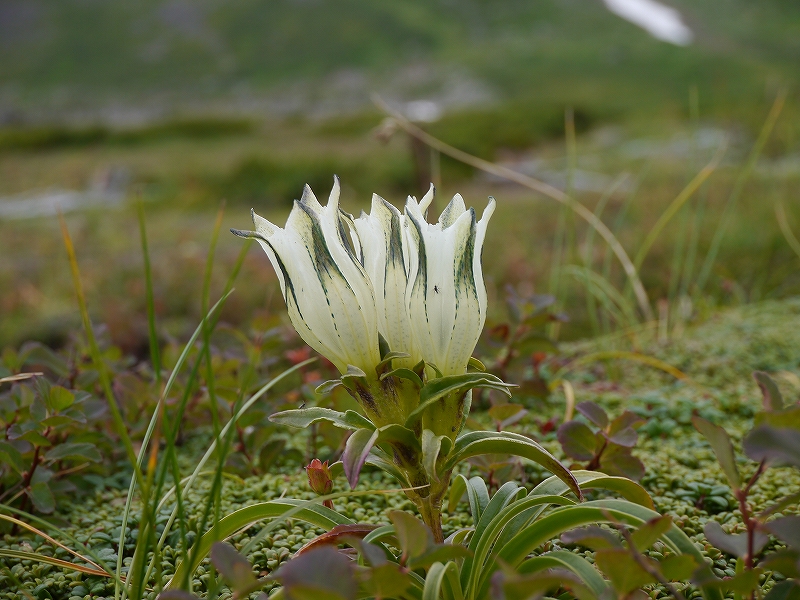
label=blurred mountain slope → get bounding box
[0,0,798,122]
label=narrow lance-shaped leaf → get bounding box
[270,407,374,431]
[692,416,741,490]
[754,371,784,411]
[342,428,379,489]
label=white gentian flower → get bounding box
[233,179,494,381]
[232,178,381,374]
[404,191,495,376]
[352,192,425,365]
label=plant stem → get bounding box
[419,494,444,544]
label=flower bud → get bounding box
[306,458,333,496]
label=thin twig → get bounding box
[372,94,655,321]
[615,524,688,600]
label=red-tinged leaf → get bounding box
[274,546,355,600]
[765,516,800,549]
[210,542,257,592]
[764,580,800,600]
[692,416,740,490]
[576,401,609,429]
[294,524,379,557]
[754,371,784,412]
[609,411,645,435]
[606,426,638,447]
[342,428,378,489]
[599,445,645,482]
[761,550,800,579]
[561,526,622,549]
[557,421,600,461]
[704,521,768,559]
[744,425,800,468]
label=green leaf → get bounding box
[531,470,654,509]
[421,429,447,482]
[388,510,432,562]
[342,428,378,489]
[375,351,412,374]
[630,516,672,552]
[167,500,353,588]
[754,406,800,431]
[376,423,421,454]
[0,441,24,473]
[364,563,411,599]
[692,416,740,490]
[423,562,461,600]
[557,421,600,461]
[446,430,581,500]
[594,548,654,594]
[379,368,423,388]
[488,499,723,600]
[468,357,486,371]
[495,568,596,600]
[448,474,468,514]
[270,407,373,431]
[517,550,611,599]
[315,379,343,395]
[744,425,800,468]
[47,386,75,413]
[754,371,784,411]
[44,443,102,463]
[576,401,608,429]
[660,554,698,581]
[406,373,514,427]
[210,542,257,593]
[27,482,56,513]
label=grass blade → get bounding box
[633,142,726,270]
[0,549,111,578]
[696,90,786,293]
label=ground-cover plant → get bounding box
[557,400,645,481]
[163,471,723,599]
[692,371,800,599]
[231,179,581,541]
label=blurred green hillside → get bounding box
[1,0,798,126]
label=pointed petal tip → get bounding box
[230,228,255,239]
[419,184,435,212]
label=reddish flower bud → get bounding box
[306,459,333,496]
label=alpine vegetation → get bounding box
[232,178,579,540]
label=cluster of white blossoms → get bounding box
[233,177,495,378]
